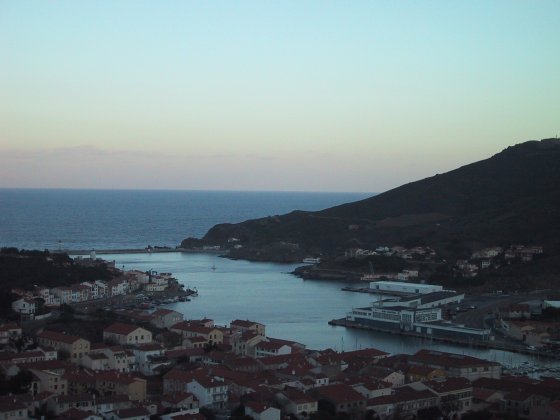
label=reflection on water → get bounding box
[107,252,555,370]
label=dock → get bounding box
[328,318,558,359]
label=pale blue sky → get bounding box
[1,1,558,192]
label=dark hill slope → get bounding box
[181,139,560,261]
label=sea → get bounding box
[0,188,550,369]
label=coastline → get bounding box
[62,248,226,256]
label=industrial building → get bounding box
[369,281,443,295]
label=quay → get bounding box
[329,318,558,359]
[341,286,416,297]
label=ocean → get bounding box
[0,189,371,250]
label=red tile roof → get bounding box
[314,384,365,404]
[37,330,85,345]
[103,322,144,336]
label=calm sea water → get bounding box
[0,189,371,250]
[107,251,544,367]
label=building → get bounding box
[230,320,266,336]
[347,303,491,341]
[187,376,229,409]
[103,323,152,345]
[369,281,443,295]
[409,349,501,380]
[36,330,90,364]
[0,323,22,345]
[170,322,223,346]
[95,371,147,401]
[275,387,318,417]
[11,298,37,317]
[150,309,183,329]
[245,401,281,420]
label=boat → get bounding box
[303,257,321,264]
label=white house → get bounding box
[133,343,170,375]
[187,376,228,409]
[245,401,281,420]
[12,298,37,316]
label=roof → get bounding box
[256,341,289,351]
[231,319,263,328]
[245,401,277,414]
[54,393,96,404]
[37,330,85,345]
[411,349,499,368]
[152,308,180,317]
[425,377,472,393]
[104,322,146,336]
[314,384,365,404]
[114,407,151,418]
[162,392,195,404]
[281,387,317,404]
[96,371,142,385]
[135,342,163,352]
[57,408,99,420]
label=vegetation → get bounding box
[0,248,115,290]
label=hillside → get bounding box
[181,139,560,265]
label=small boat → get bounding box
[303,257,321,264]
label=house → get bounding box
[108,278,129,297]
[29,367,68,395]
[244,401,281,420]
[349,377,393,399]
[255,341,292,358]
[170,322,223,346]
[90,345,135,372]
[46,393,97,416]
[0,323,22,345]
[82,352,111,371]
[530,400,560,420]
[37,287,61,306]
[11,297,37,316]
[230,320,266,336]
[95,371,147,401]
[409,349,501,380]
[275,387,318,417]
[133,342,170,375]
[312,384,367,415]
[0,396,28,420]
[183,336,208,349]
[232,331,266,357]
[150,308,183,329]
[368,386,439,419]
[58,408,103,420]
[96,395,134,416]
[108,407,151,420]
[187,375,229,409]
[161,392,199,411]
[103,323,153,345]
[413,377,473,415]
[36,330,90,364]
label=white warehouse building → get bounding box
[369,281,443,295]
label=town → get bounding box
[2,252,560,420]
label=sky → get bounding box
[1,1,558,193]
